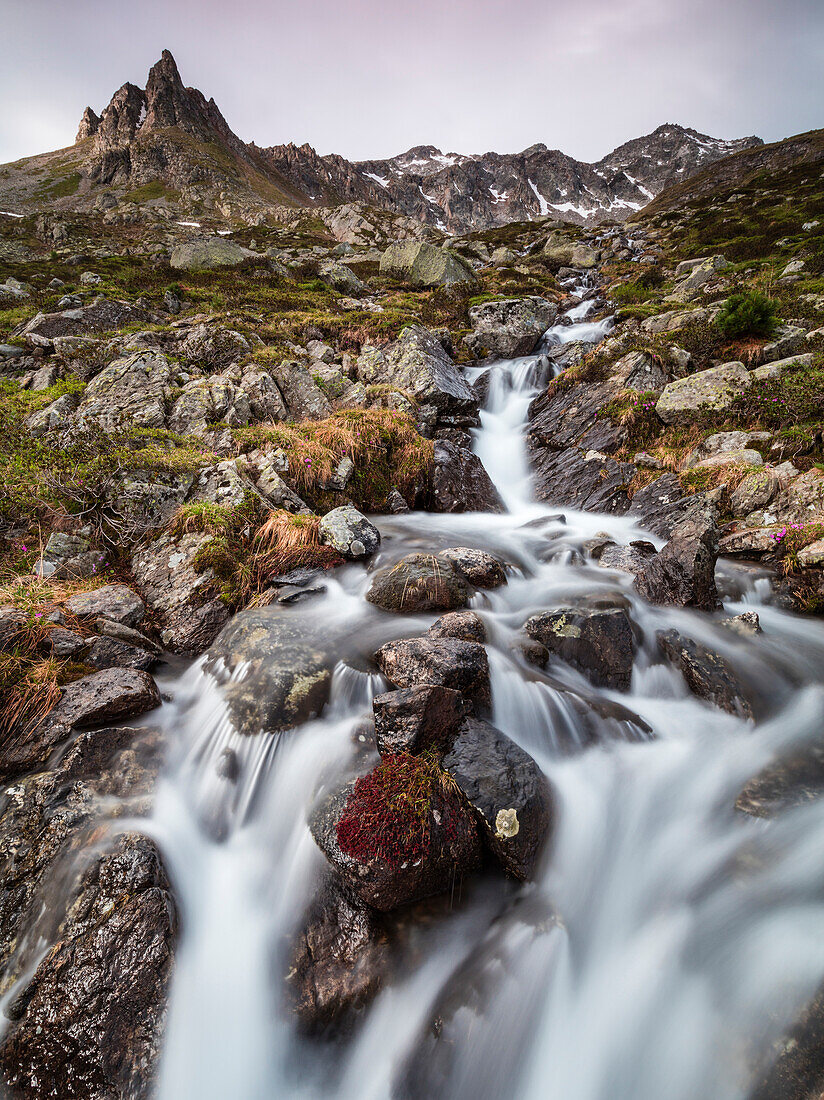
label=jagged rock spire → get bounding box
[75,107,100,142]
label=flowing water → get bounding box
[49,292,824,1097]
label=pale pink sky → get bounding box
[1,0,821,164]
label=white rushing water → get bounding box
[125,293,824,1100]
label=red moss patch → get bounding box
[336,752,465,871]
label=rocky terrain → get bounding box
[0,51,761,234]
[0,110,822,1099]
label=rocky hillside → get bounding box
[0,51,760,234]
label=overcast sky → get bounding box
[1,0,822,165]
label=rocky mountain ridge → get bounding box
[0,50,761,233]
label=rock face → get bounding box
[0,832,177,1100]
[75,351,172,433]
[366,553,469,613]
[318,505,380,560]
[356,325,476,415]
[430,441,505,513]
[655,361,751,425]
[170,237,256,270]
[524,607,635,691]
[131,532,230,655]
[203,610,337,735]
[634,513,720,610]
[379,241,476,286]
[441,717,553,880]
[657,629,754,719]
[375,637,491,709]
[464,297,557,359]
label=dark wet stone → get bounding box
[437,547,506,588]
[373,686,467,755]
[428,610,487,643]
[375,637,491,709]
[525,606,635,691]
[657,629,754,719]
[635,513,720,611]
[442,716,553,880]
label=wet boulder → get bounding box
[438,547,506,588]
[372,685,467,755]
[634,512,720,611]
[464,297,558,359]
[0,832,176,1100]
[366,553,470,613]
[428,610,487,642]
[657,629,754,719]
[375,637,491,709]
[50,668,161,729]
[310,754,482,911]
[530,447,635,515]
[319,505,380,560]
[524,606,635,691]
[430,441,505,513]
[288,873,390,1032]
[736,738,824,818]
[441,717,553,880]
[204,609,339,734]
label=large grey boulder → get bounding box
[356,325,476,415]
[464,297,558,359]
[375,637,491,709]
[170,237,256,271]
[318,505,380,559]
[655,361,751,425]
[270,360,331,420]
[319,261,365,296]
[20,299,151,347]
[668,255,729,302]
[75,351,172,432]
[379,240,476,287]
[177,323,250,371]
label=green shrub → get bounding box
[715,290,778,339]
